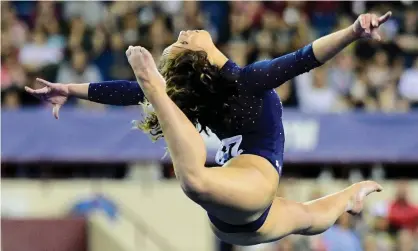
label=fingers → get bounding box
[36,78,53,87]
[359,15,370,34]
[53,104,61,120]
[371,30,381,41]
[24,86,48,94]
[364,14,371,33]
[371,14,379,28]
[359,12,389,41]
[378,11,392,25]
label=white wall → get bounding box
[1,179,214,251]
[2,179,418,251]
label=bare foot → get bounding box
[346,180,383,215]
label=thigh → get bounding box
[190,154,279,224]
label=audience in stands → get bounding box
[1,1,417,113]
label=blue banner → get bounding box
[2,108,418,163]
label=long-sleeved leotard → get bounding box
[88,43,322,175]
[87,43,322,233]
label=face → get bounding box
[162,30,215,60]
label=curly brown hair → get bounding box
[136,50,237,141]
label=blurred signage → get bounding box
[2,108,418,163]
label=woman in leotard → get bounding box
[26,12,391,245]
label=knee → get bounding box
[179,171,208,202]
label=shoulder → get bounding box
[219,60,243,81]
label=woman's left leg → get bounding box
[261,180,382,242]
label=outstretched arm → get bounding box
[25,78,146,119]
[312,11,391,63]
[227,11,392,92]
[68,80,145,106]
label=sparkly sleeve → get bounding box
[88,80,145,106]
[242,43,322,92]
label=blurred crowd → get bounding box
[230,181,418,251]
[1,1,417,112]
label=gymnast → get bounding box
[26,12,391,245]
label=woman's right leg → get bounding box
[263,181,382,242]
[148,93,278,214]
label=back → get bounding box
[208,43,323,173]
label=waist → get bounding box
[243,150,283,176]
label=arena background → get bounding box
[1,1,418,251]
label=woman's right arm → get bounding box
[68,80,145,106]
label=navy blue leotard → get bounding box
[88,43,322,233]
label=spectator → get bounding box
[122,11,140,46]
[329,52,356,97]
[2,87,21,109]
[149,16,174,59]
[226,39,248,67]
[18,29,63,71]
[251,29,275,61]
[399,58,418,108]
[57,48,102,85]
[63,1,107,28]
[90,26,111,80]
[396,9,418,67]
[371,205,395,251]
[108,33,133,80]
[1,55,27,90]
[388,181,418,232]
[396,229,417,251]
[363,234,378,251]
[67,16,90,51]
[45,18,66,50]
[349,68,378,111]
[2,5,28,49]
[109,33,133,79]
[323,214,362,251]
[1,1,417,113]
[276,81,298,108]
[295,67,347,113]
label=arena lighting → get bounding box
[401,0,413,6]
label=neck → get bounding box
[207,47,229,69]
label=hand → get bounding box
[25,78,69,119]
[352,11,392,41]
[126,45,166,96]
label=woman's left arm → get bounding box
[313,11,392,63]
[238,12,392,91]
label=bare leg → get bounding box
[301,180,382,235]
[147,93,207,189]
[265,181,382,241]
[147,93,277,213]
[128,46,276,223]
